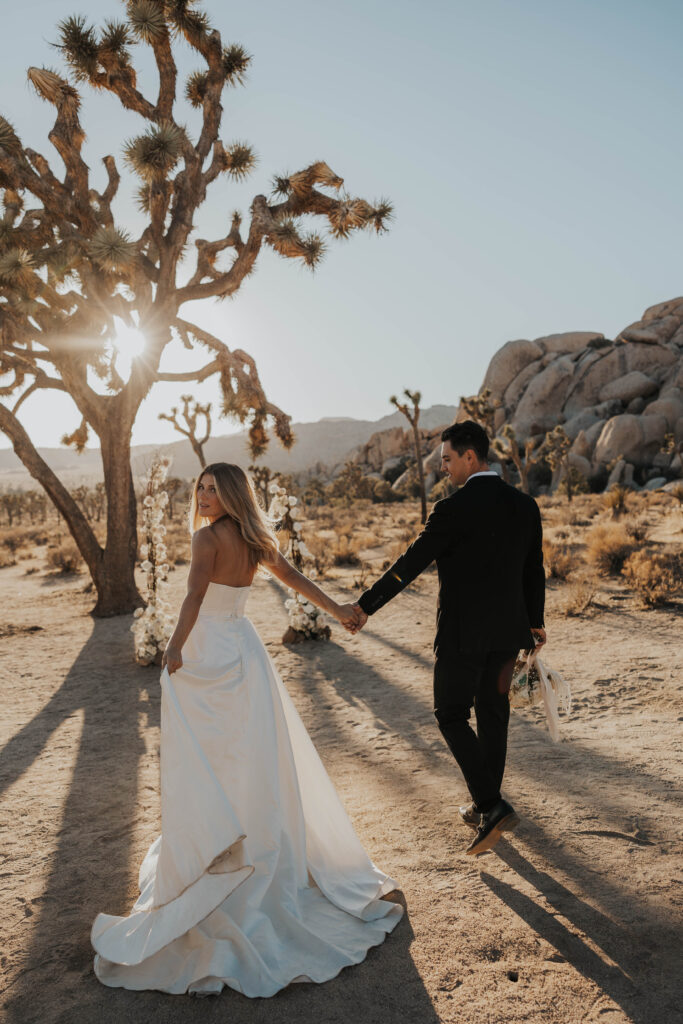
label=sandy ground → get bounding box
[1,533,682,1024]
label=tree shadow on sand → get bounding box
[3,617,157,1024]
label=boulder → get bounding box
[534,331,604,354]
[503,359,543,410]
[619,316,680,345]
[482,339,543,399]
[564,344,676,415]
[599,371,657,404]
[643,389,683,431]
[563,408,604,440]
[593,414,668,467]
[511,355,575,437]
[568,452,591,479]
[570,429,592,458]
[643,476,667,490]
[606,458,626,487]
[381,455,405,477]
[584,419,606,449]
[627,396,646,414]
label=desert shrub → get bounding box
[586,523,634,575]
[0,548,16,568]
[543,540,574,581]
[562,582,596,617]
[429,477,454,502]
[624,517,649,543]
[46,542,83,574]
[373,479,401,503]
[1,530,24,553]
[330,533,362,566]
[603,485,629,519]
[669,482,683,505]
[556,467,589,499]
[623,550,682,607]
[303,533,332,575]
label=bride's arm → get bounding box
[162,530,216,673]
[267,552,362,631]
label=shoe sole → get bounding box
[466,812,520,856]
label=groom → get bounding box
[353,420,546,856]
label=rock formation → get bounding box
[479,297,683,489]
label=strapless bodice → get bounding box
[199,582,250,618]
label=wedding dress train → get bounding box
[91,582,402,996]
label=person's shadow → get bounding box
[479,824,680,1023]
[3,614,438,1024]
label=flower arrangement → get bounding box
[267,480,331,644]
[132,454,174,666]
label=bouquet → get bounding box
[509,650,571,742]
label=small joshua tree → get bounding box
[459,388,500,437]
[390,389,427,523]
[492,424,541,494]
[249,463,276,511]
[268,481,330,643]
[132,453,173,665]
[159,394,212,468]
[540,425,573,502]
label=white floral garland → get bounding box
[267,481,330,641]
[132,455,173,665]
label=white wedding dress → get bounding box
[91,582,402,997]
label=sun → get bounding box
[113,322,147,362]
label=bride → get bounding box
[91,462,403,997]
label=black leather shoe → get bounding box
[466,799,519,856]
[459,802,480,829]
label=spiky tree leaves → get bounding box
[125,121,184,181]
[88,226,138,271]
[0,117,22,155]
[222,44,251,85]
[127,1,168,43]
[55,14,100,83]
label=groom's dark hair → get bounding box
[441,420,489,461]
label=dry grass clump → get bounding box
[624,517,649,543]
[46,542,83,574]
[603,485,629,519]
[330,533,362,566]
[586,523,634,576]
[561,581,596,617]
[543,539,574,581]
[0,548,16,568]
[623,549,682,607]
[303,533,333,575]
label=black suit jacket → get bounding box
[358,475,545,654]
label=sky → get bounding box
[1,0,683,450]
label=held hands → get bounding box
[162,644,183,675]
[335,602,368,634]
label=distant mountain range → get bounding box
[0,405,458,490]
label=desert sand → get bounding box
[1,498,682,1024]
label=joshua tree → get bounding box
[0,2,392,615]
[492,424,541,494]
[459,388,500,437]
[540,425,573,502]
[248,463,277,511]
[390,389,427,523]
[159,394,212,468]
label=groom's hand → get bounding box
[337,603,364,633]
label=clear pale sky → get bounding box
[1,0,682,449]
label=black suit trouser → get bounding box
[433,649,517,813]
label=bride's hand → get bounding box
[162,645,183,674]
[334,603,364,634]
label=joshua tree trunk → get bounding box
[411,420,427,524]
[391,389,427,524]
[94,426,140,616]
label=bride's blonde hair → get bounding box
[189,463,279,567]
